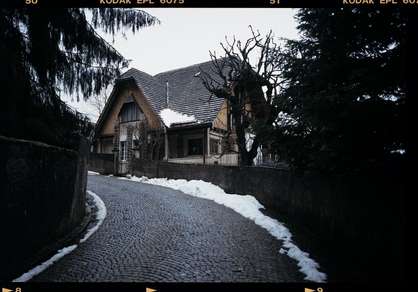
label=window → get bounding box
[100,138,113,154]
[188,138,203,156]
[120,141,127,161]
[210,138,219,155]
[119,101,143,123]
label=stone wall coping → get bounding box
[0,134,78,155]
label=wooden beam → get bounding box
[164,131,169,160]
[203,128,206,164]
[207,127,210,156]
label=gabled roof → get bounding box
[118,68,167,114]
[153,59,226,124]
[95,59,228,136]
[123,59,227,123]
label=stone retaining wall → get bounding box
[0,135,89,280]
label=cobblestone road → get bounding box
[33,174,304,282]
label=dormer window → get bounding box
[119,101,144,123]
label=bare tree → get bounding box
[198,26,282,166]
[131,120,164,160]
[89,86,111,117]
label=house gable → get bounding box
[212,100,229,131]
[98,81,162,137]
[96,59,239,136]
[93,61,242,166]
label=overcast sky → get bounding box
[64,8,299,122]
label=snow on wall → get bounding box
[244,132,263,166]
[275,111,298,127]
[159,108,197,127]
[245,132,255,151]
[254,145,263,166]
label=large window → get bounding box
[188,138,203,156]
[119,101,143,123]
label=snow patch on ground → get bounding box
[80,191,107,243]
[159,108,196,127]
[13,245,77,282]
[122,175,327,282]
[13,189,107,282]
[88,171,100,175]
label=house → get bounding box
[92,59,240,174]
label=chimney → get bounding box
[166,81,169,108]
